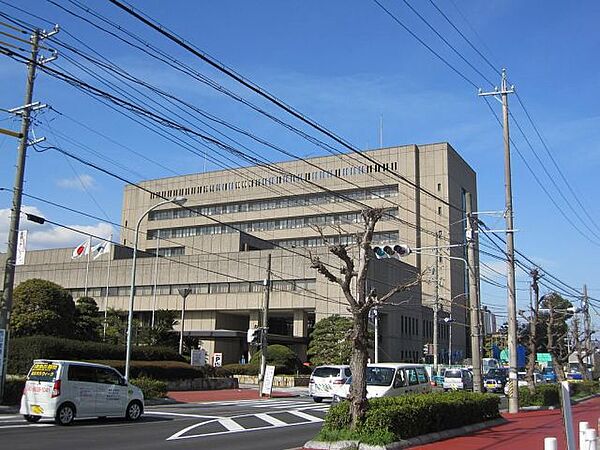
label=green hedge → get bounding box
[518,384,560,407]
[88,360,216,381]
[322,392,500,444]
[8,336,184,374]
[222,363,259,376]
[130,377,168,399]
[1,376,25,406]
[570,381,599,398]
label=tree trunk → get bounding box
[348,310,369,429]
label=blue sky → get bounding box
[1,1,599,324]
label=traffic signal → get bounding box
[247,328,262,345]
[423,343,430,356]
[372,244,411,259]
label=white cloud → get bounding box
[0,206,114,252]
[56,174,96,191]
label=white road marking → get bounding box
[0,424,54,429]
[218,417,245,432]
[254,413,287,427]
[0,415,22,420]
[144,411,223,419]
[287,410,322,422]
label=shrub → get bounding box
[248,344,300,374]
[222,363,259,376]
[570,381,599,398]
[130,377,168,399]
[322,392,500,443]
[8,336,184,374]
[518,385,560,407]
[1,376,25,406]
[88,360,209,381]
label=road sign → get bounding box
[261,365,275,397]
[212,352,223,367]
[536,353,552,363]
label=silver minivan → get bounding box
[20,360,144,425]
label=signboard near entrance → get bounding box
[191,348,206,367]
[212,352,223,367]
[261,365,275,397]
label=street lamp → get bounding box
[178,288,192,355]
[124,196,187,380]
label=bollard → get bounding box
[544,437,557,450]
[581,422,590,450]
[584,428,598,450]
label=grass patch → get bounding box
[315,427,395,446]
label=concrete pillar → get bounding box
[293,310,308,337]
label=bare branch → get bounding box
[376,274,422,306]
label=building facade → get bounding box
[2,143,477,365]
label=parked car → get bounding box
[443,368,473,391]
[20,360,144,425]
[308,365,351,402]
[542,366,557,383]
[483,368,509,393]
[332,363,431,402]
[567,370,583,382]
[503,372,544,395]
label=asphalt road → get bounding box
[0,398,328,450]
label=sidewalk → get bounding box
[413,396,600,449]
[165,384,307,403]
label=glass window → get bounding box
[28,362,60,382]
[230,282,250,293]
[209,283,229,294]
[406,368,419,386]
[416,367,428,383]
[96,367,122,385]
[393,369,406,388]
[68,365,96,383]
[366,367,395,386]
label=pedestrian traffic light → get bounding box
[423,343,430,356]
[372,244,411,259]
[247,328,262,345]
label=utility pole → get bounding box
[0,27,56,403]
[583,284,591,362]
[525,268,540,390]
[432,231,441,375]
[479,69,518,412]
[259,254,272,395]
[466,192,482,392]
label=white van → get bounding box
[332,363,431,402]
[308,365,351,402]
[20,360,145,425]
[443,368,473,391]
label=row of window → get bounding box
[148,185,398,221]
[148,208,398,240]
[149,162,400,200]
[422,319,449,340]
[70,279,316,299]
[275,231,399,249]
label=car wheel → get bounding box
[312,396,323,403]
[23,415,41,423]
[126,400,143,421]
[55,403,75,426]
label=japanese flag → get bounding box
[72,239,90,259]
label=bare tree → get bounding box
[572,316,593,381]
[310,208,420,428]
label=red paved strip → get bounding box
[167,388,295,403]
[414,397,600,449]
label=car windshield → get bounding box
[366,367,395,386]
[486,369,506,378]
[543,368,554,374]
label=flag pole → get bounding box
[84,235,91,297]
[151,234,160,328]
[103,234,112,341]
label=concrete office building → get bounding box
[2,143,477,364]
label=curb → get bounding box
[303,418,507,450]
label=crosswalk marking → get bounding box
[287,410,322,422]
[219,417,245,431]
[144,411,223,419]
[254,413,287,427]
[0,415,22,421]
[0,424,54,429]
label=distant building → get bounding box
[2,143,478,364]
[482,306,497,335]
